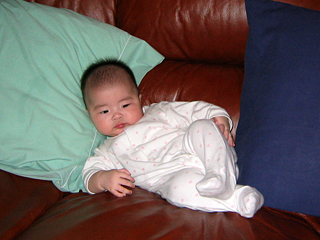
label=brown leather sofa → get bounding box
[1,0,320,239]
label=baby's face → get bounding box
[86,81,143,137]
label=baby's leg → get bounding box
[183,119,238,199]
[156,168,263,218]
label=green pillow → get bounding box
[0,0,164,192]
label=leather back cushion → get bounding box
[140,60,243,136]
[117,0,248,64]
[26,0,320,64]
[25,0,117,24]
[24,0,320,136]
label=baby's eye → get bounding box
[101,110,109,114]
[122,104,130,108]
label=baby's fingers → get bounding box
[217,124,229,140]
[217,124,235,147]
[110,187,130,197]
[118,181,135,196]
[109,180,134,197]
[118,170,135,183]
[119,168,131,175]
[111,189,126,197]
[227,133,235,147]
[119,176,135,189]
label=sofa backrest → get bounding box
[26,0,117,25]
[117,0,248,65]
[25,0,320,136]
[27,0,249,64]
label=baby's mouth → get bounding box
[115,123,126,129]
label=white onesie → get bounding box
[82,101,263,218]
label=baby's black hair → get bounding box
[80,59,139,108]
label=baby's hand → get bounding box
[212,116,235,147]
[89,169,135,197]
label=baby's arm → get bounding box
[88,169,135,197]
[175,101,234,146]
[212,116,235,147]
[82,141,135,197]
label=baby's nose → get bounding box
[113,112,123,120]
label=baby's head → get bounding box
[81,59,143,137]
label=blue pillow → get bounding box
[0,0,164,192]
[236,0,320,216]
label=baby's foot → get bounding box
[236,186,264,218]
[196,172,233,199]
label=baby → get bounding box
[81,59,264,218]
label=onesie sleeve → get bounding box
[82,140,118,194]
[163,101,233,130]
[191,101,233,130]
